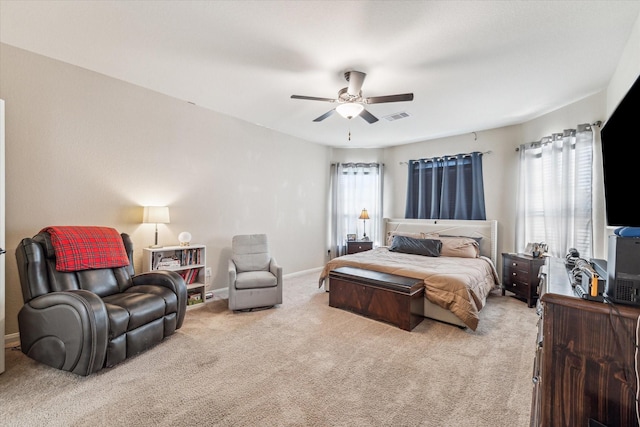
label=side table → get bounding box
[501,252,545,307]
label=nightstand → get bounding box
[347,240,373,254]
[501,253,545,307]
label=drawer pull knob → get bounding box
[532,376,539,384]
[512,272,517,276]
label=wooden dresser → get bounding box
[531,257,640,427]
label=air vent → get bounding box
[384,112,411,121]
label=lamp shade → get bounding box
[143,206,170,224]
[359,208,370,220]
[336,103,364,119]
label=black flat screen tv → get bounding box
[601,73,640,227]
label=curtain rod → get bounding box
[515,121,602,152]
[398,150,492,165]
[330,162,383,167]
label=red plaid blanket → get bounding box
[41,226,130,272]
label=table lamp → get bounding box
[143,206,170,248]
[359,208,370,241]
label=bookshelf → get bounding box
[142,244,207,309]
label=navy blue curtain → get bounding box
[405,152,486,220]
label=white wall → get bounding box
[520,91,606,143]
[2,9,639,339]
[1,99,5,369]
[0,43,330,335]
[608,12,640,116]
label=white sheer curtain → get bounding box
[515,124,596,259]
[329,163,383,258]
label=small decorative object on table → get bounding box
[346,233,356,242]
[525,242,547,258]
[178,231,192,247]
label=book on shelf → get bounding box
[178,268,199,284]
[156,257,180,269]
[188,268,198,284]
[157,263,180,269]
[179,248,202,266]
[187,293,203,305]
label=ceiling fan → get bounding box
[291,71,414,124]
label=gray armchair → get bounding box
[228,234,282,311]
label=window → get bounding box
[329,163,383,257]
[516,125,594,258]
[405,152,486,220]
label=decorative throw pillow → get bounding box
[385,231,441,246]
[386,231,424,246]
[389,235,442,257]
[440,234,483,244]
[438,236,480,258]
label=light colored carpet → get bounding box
[1,270,537,426]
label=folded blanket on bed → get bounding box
[41,226,130,272]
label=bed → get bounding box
[319,218,501,330]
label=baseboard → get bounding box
[210,287,228,300]
[209,267,323,300]
[4,332,19,349]
[283,266,322,278]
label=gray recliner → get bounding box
[228,234,282,311]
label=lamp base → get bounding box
[148,244,163,248]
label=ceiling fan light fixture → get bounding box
[336,103,364,119]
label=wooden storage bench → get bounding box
[328,266,425,331]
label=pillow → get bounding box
[440,234,483,244]
[386,231,423,246]
[385,231,440,246]
[389,235,442,257]
[438,236,480,258]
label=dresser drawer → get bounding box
[504,256,533,273]
[347,241,373,254]
[502,278,530,297]
[503,267,533,285]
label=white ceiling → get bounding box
[1,1,639,148]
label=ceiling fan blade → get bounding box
[365,93,414,104]
[313,109,336,122]
[291,95,336,102]
[359,108,379,124]
[346,71,366,96]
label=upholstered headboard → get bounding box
[384,218,498,266]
